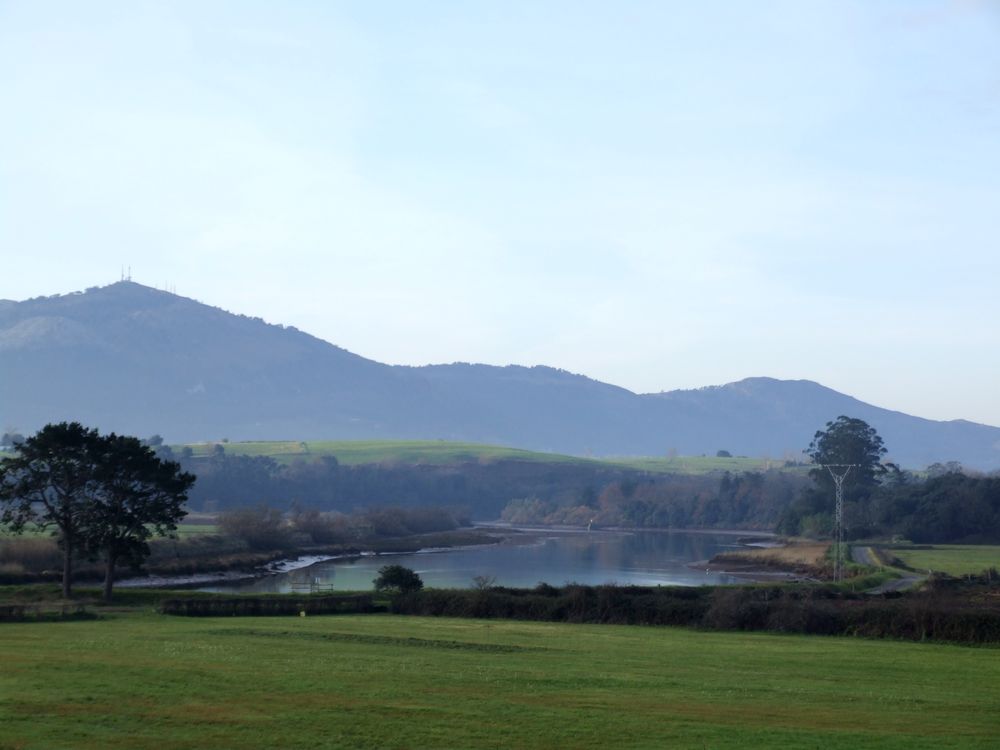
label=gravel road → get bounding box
[850,545,924,593]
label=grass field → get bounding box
[1,523,218,540]
[1,612,998,749]
[171,524,218,538]
[178,439,795,474]
[892,545,1000,576]
[182,439,590,465]
[611,454,798,474]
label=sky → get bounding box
[2,1,999,424]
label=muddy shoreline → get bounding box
[690,558,815,583]
[479,521,775,538]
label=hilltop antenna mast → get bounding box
[822,464,857,582]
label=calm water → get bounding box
[202,529,747,593]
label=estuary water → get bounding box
[201,528,750,593]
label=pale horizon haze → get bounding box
[2,1,999,425]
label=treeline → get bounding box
[218,504,470,551]
[158,446,811,530]
[161,594,380,617]
[163,447,670,519]
[1,423,193,601]
[502,470,807,530]
[776,416,1000,544]
[779,471,1000,543]
[876,472,1000,543]
[390,578,1000,644]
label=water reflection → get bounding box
[202,530,745,594]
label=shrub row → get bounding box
[393,584,712,627]
[0,604,94,623]
[160,594,383,617]
[390,583,1000,644]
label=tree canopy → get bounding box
[85,434,195,600]
[806,416,888,493]
[0,423,103,596]
[777,416,890,538]
[0,422,194,599]
[374,564,424,594]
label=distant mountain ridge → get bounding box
[2,282,998,470]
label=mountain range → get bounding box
[2,281,998,470]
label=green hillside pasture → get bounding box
[171,523,218,538]
[1,613,998,749]
[609,454,798,474]
[182,439,594,466]
[893,545,1000,576]
[178,439,796,474]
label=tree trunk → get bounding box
[61,532,73,599]
[103,552,117,603]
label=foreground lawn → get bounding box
[1,614,998,749]
[893,545,1000,576]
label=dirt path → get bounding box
[851,545,878,566]
[850,545,925,593]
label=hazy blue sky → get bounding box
[3,1,999,424]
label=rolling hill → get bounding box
[2,281,998,470]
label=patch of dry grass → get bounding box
[712,542,831,571]
[0,537,62,571]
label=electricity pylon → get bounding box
[823,464,857,582]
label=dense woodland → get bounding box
[778,471,1000,544]
[164,445,808,531]
[219,503,469,549]
[501,470,806,529]
[165,438,1000,543]
[170,447,650,520]
[772,416,1000,543]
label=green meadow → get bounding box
[610,453,795,474]
[893,545,1000,576]
[171,523,218,538]
[1,522,217,540]
[210,439,589,466]
[179,438,792,474]
[1,612,998,749]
